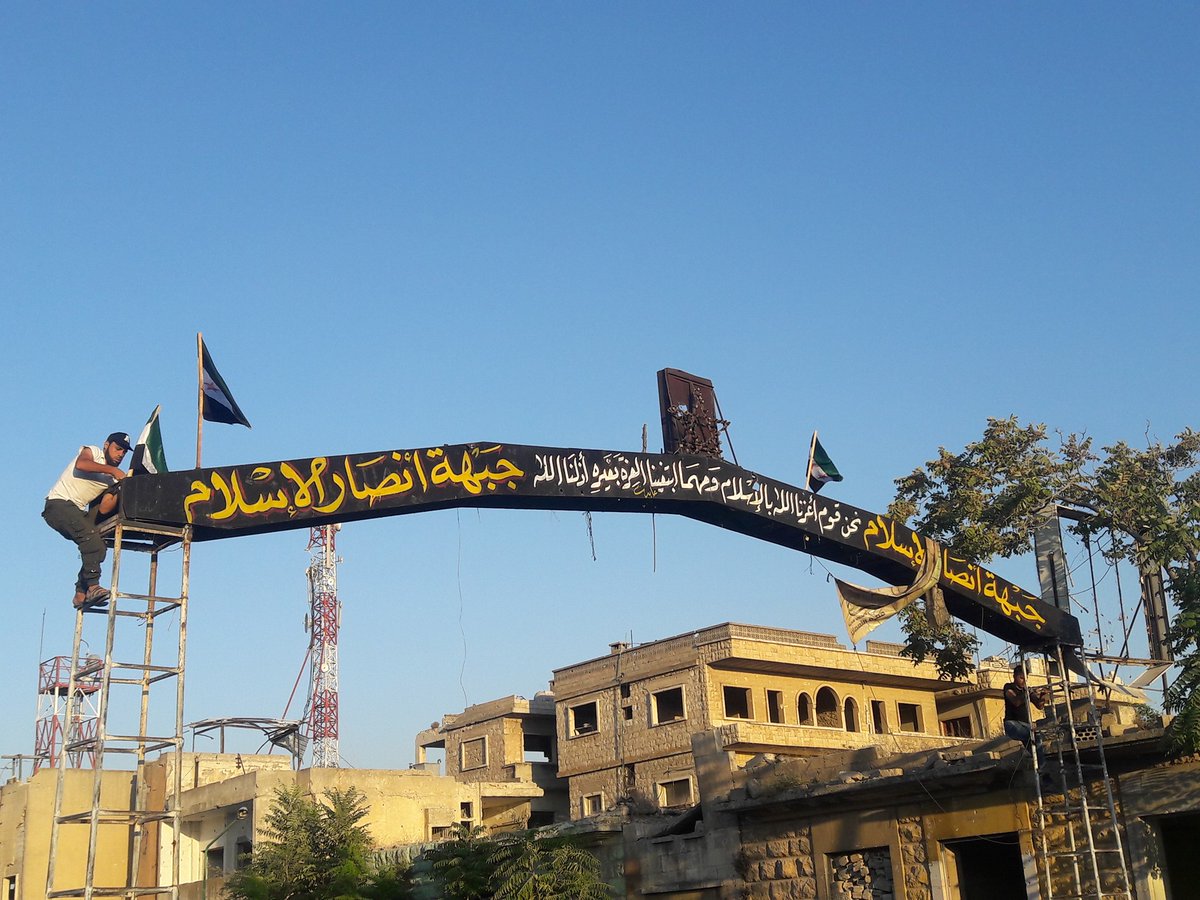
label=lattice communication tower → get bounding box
[33,655,100,774]
[305,524,341,767]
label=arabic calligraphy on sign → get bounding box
[184,445,526,523]
[861,515,926,567]
[854,514,1047,630]
[942,552,1046,629]
[531,451,864,540]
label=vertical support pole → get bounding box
[173,528,191,900]
[83,524,126,900]
[1054,643,1103,897]
[45,610,88,897]
[128,545,160,895]
[1080,657,1133,895]
[1026,651,1055,899]
[196,333,205,470]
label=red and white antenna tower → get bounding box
[33,655,101,774]
[305,524,341,767]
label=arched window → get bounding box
[797,692,814,726]
[816,687,840,728]
[844,697,859,732]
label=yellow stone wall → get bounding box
[0,768,135,900]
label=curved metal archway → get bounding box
[118,440,1080,647]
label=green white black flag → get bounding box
[131,405,168,476]
[808,436,843,493]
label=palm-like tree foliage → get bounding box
[487,831,610,900]
[425,823,493,900]
[424,826,611,900]
[223,785,408,900]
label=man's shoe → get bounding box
[74,585,110,609]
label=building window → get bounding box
[828,846,893,899]
[620,683,632,699]
[460,801,474,823]
[898,702,923,733]
[623,705,634,721]
[206,846,225,877]
[767,690,785,724]
[460,737,487,770]
[723,685,753,719]
[523,733,554,763]
[657,778,693,808]
[582,793,603,816]
[871,700,889,734]
[652,687,685,725]
[798,692,814,726]
[816,687,841,728]
[844,697,859,732]
[570,702,599,736]
[942,716,973,738]
[234,839,252,870]
[6,876,16,900]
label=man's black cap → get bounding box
[106,432,133,451]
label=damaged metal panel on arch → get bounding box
[116,441,1081,648]
[658,368,725,458]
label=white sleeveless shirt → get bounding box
[46,446,115,510]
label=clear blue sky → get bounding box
[2,5,1195,770]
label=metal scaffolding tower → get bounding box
[305,523,341,768]
[34,654,102,775]
[1025,644,1134,900]
[45,521,189,900]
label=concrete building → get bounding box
[152,749,571,898]
[549,623,1024,820]
[414,692,568,829]
[0,621,1162,900]
[0,768,135,900]
[1,746,561,900]
[625,726,1193,900]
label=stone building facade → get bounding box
[414,692,568,829]
[550,623,1013,819]
[622,725,1200,900]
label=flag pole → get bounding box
[805,430,819,493]
[196,332,204,469]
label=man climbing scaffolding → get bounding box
[42,432,132,609]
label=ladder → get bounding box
[1026,643,1133,900]
[44,520,190,900]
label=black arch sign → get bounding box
[118,441,1080,647]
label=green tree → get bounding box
[425,823,493,900]
[487,831,610,900]
[224,785,409,900]
[895,603,980,682]
[424,826,611,900]
[888,418,1200,749]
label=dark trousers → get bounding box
[1004,718,1044,767]
[43,499,105,593]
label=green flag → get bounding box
[809,436,843,493]
[131,405,168,476]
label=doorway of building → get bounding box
[1157,811,1200,899]
[941,833,1025,900]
